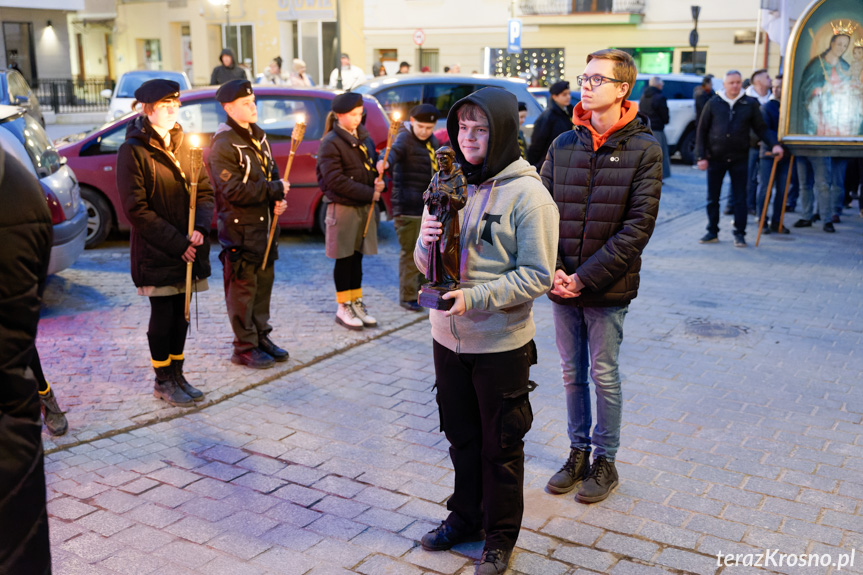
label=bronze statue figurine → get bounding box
[418,146,467,310]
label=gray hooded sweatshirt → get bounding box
[414,88,559,354]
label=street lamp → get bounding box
[210,0,230,30]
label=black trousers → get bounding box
[221,254,274,353]
[432,339,537,552]
[333,251,363,293]
[707,159,749,236]
[147,293,188,361]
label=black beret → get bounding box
[331,92,363,114]
[517,102,528,112]
[216,79,254,103]
[134,79,180,104]
[409,103,440,123]
[549,80,570,96]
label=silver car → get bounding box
[0,105,86,274]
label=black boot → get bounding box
[39,384,69,436]
[153,365,194,407]
[546,448,591,494]
[172,359,204,402]
[576,455,619,503]
[259,335,289,362]
[421,521,485,552]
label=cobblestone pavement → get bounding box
[42,164,863,574]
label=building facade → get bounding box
[361,0,782,85]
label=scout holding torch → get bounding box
[184,135,203,321]
[262,114,306,269]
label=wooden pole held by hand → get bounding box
[364,112,401,238]
[777,155,794,233]
[184,143,204,322]
[262,118,306,270]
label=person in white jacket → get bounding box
[414,87,559,575]
[328,53,366,90]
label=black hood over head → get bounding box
[220,48,237,68]
[446,87,521,185]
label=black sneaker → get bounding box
[733,234,747,248]
[400,300,423,312]
[793,218,812,228]
[231,348,275,369]
[476,548,512,575]
[576,455,619,503]
[770,224,790,234]
[761,225,771,235]
[812,213,821,222]
[421,521,485,552]
[699,233,719,244]
[259,336,289,362]
[823,222,836,233]
[546,448,590,494]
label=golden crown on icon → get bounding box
[831,20,858,36]
[854,37,863,47]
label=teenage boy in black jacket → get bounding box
[377,103,441,311]
[696,70,783,247]
[209,79,290,369]
[541,49,662,504]
[527,80,573,169]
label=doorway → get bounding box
[2,22,37,85]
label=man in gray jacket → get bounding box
[414,87,559,575]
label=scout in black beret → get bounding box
[216,79,254,103]
[331,92,364,114]
[549,80,570,96]
[409,104,441,124]
[134,79,180,104]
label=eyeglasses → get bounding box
[576,74,624,88]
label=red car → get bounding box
[57,87,392,248]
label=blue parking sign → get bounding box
[507,19,522,55]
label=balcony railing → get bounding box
[520,0,645,15]
[34,78,114,114]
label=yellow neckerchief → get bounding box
[425,140,439,172]
[337,123,377,174]
[247,132,273,182]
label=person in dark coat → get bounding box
[527,80,573,169]
[210,48,247,86]
[695,70,783,246]
[0,146,52,575]
[316,92,384,330]
[541,49,662,506]
[117,79,215,406]
[693,75,714,125]
[377,103,441,311]
[517,101,528,159]
[208,79,290,369]
[639,76,671,178]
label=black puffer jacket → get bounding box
[0,147,52,575]
[527,103,573,168]
[209,117,285,264]
[639,86,669,132]
[210,48,247,85]
[387,123,439,216]
[316,124,380,206]
[695,94,774,164]
[540,107,662,307]
[117,116,214,287]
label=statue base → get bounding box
[418,284,455,311]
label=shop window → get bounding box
[488,48,564,87]
[680,50,707,75]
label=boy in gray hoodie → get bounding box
[414,87,559,575]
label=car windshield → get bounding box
[116,73,190,98]
[3,113,61,177]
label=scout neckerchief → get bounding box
[227,116,274,182]
[425,140,439,173]
[338,123,377,176]
[146,119,189,188]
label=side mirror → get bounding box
[100,89,113,100]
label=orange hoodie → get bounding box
[572,100,640,151]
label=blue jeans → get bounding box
[552,302,628,462]
[831,158,848,216]
[797,156,832,222]
[757,156,790,226]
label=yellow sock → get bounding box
[350,288,363,301]
[336,290,352,304]
[151,357,171,368]
[169,354,184,362]
[39,381,51,396]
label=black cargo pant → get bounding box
[432,339,537,552]
[221,250,274,354]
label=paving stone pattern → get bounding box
[43,165,863,574]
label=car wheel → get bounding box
[80,187,113,248]
[315,200,328,235]
[679,129,697,165]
